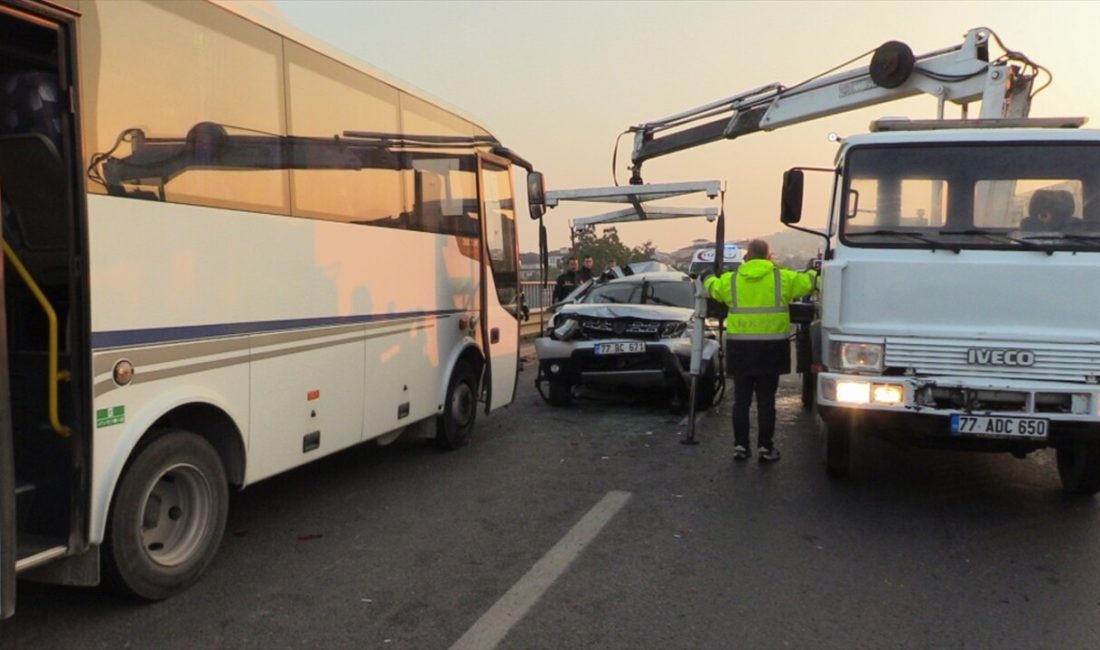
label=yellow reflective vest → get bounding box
[704,259,817,339]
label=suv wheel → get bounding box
[547,376,572,406]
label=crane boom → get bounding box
[628,27,1037,184]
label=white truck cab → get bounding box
[619,25,1099,493]
[782,119,1100,492]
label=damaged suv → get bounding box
[535,269,723,408]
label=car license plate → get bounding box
[950,414,1048,439]
[594,341,646,355]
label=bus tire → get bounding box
[1056,437,1100,496]
[823,415,851,480]
[436,359,479,449]
[102,430,228,601]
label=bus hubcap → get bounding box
[139,464,213,567]
[452,381,475,428]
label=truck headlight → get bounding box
[836,381,871,404]
[832,341,884,373]
[834,381,904,405]
[872,383,904,405]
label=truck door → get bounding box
[477,153,520,410]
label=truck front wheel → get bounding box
[1056,437,1100,496]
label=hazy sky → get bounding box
[270,0,1100,253]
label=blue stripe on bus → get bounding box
[91,309,464,349]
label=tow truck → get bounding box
[622,28,1100,494]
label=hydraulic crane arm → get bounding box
[628,27,1040,184]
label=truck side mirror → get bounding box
[527,171,546,220]
[781,168,804,224]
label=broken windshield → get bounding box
[585,279,694,308]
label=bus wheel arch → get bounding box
[148,402,246,488]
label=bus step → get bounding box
[15,533,67,572]
[15,481,34,529]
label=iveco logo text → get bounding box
[966,348,1036,367]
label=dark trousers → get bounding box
[731,374,780,449]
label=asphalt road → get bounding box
[3,357,1100,649]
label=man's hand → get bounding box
[805,257,822,272]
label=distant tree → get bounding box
[560,226,656,271]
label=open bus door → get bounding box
[0,183,12,618]
[477,153,520,410]
[0,1,92,614]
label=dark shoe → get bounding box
[733,445,751,461]
[758,447,781,463]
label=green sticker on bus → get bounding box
[96,405,125,428]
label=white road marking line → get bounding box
[449,490,632,650]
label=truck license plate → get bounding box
[950,414,1048,439]
[594,341,646,355]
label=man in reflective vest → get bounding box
[704,239,817,462]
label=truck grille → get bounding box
[885,338,1100,383]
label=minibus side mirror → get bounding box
[527,171,546,220]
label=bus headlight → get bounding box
[832,341,884,373]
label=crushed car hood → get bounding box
[557,303,692,321]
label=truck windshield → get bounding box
[841,142,1100,252]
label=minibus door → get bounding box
[0,182,15,620]
[477,153,520,410]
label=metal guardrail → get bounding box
[520,280,554,311]
[520,308,549,339]
[518,281,559,340]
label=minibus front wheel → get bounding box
[103,429,229,600]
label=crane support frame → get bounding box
[628,27,1037,183]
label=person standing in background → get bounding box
[578,255,596,282]
[553,256,581,303]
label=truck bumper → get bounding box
[816,372,1100,450]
